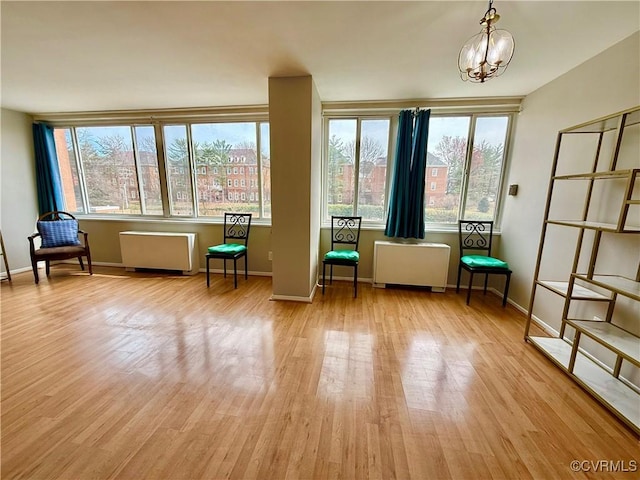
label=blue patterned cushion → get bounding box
[37,220,81,248]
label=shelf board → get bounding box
[528,336,640,433]
[560,107,640,134]
[553,169,639,181]
[572,274,640,301]
[537,280,610,301]
[546,220,640,233]
[565,320,640,367]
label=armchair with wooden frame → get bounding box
[28,211,92,284]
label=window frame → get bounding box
[321,109,514,230]
[49,112,271,223]
[322,114,395,226]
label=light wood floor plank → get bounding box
[2,266,639,479]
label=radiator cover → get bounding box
[373,241,450,292]
[119,231,199,275]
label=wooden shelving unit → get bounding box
[0,231,10,282]
[524,106,640,435]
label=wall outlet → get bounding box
[593,315,602,322]
[268,251,272,261]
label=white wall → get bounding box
[500,31,640,313]
[1,108,38,273]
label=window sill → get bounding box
[75,215,272,227]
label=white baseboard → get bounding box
[63,260,274,277]
[1,265,33,279]
[318,275,373,284]
[270,293,314,303]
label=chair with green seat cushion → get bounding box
[457,220,511,306]
[322,216,362,298]
[206,213,252,288]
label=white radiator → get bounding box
[119,231,199,275]
[373,241,450,292]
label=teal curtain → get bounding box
[385,109,431,238]
[33,123,64,215]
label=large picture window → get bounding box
[53,117,271,220]
[323,112,511,227]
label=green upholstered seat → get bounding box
[461,255,508,269]
[208,243,247,255]
[324,250,359,262]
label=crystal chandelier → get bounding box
[458,0,515,83]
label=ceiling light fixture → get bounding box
[458,0,515,83]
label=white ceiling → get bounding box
[1,1,638,114]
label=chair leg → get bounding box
[322,262,326,295]
[466,272,474,305]
[354,264,358,298]
[483,274,489,295]
[206,256,210,287]
[46,260,51,277]
[79,257,85,271]
[87,252,93,275]
[31,259,39,284]
[244,254,248,280]
[330,265,333,285]
[223,259,227,278]
[503,273,511,307]
[233,258,238,289]
[456,264,462,293]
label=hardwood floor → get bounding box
[1,266,638,479]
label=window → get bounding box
[53,116,271,220]
[425,115,510,223]
[53,125,162,215]
[191,121,269,217]
[323,112,511,226]
[325,117,391,221]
